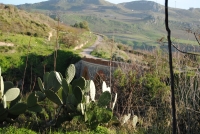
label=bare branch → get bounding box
[172,43,200,56]
[194,32,200,46]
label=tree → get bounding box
[72,21,89,31]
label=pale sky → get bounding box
[0,0,199,9]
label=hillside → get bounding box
[0,3,95,49]
[17,0,200,50]
[0,4,96,76]
[0,4,57,37]
[18,0,116,11]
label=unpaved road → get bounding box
[48,31,53,41]
[81,35,103,59]
[0,42,14,46]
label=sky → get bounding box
[0,0,199,9]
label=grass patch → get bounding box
[0,126,37,134]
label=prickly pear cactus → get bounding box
[38,71,62,92]
[72,77,86,90]
[65,64,76,84]
[73,86,83,103]
[36,65,116,128]
[4,81,14,93]
[38,77,45,92]
[4,88,20,102]
[98,91,111,107]
[45,89,63,105]
[0,103,7,122]
[90,80,96,101]
[0,66,27,122]
[85,95,90,103]
[102,81,107,92]
[43,72,50,89]
[0,76,4,97]
[0,77,20,108]
[122,113,131,125]
[83,80,90,93]
[62,79,70,96]
[8,103,27,115]
[132,115,138,128]
[102,81,111,93]
[48,71,62,92]
[112,93,117,110]
[27,92,42,112]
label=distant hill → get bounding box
[0,4,58,37]
[17,0,200,50]
[119,1,164,12]
[18,0,116,11]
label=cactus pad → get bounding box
[72,77,86,90]
[90,80,96,101]
[48,71,61,92]
[65,64,76,84]
[112,93,117,110]
[45,89,63,105]
[4,88,20,101]
[83,80,90,93]
[43,72,50,89]
[4,81,14,94]
[37,77,45,92]
[55,72,62,85]
[98,91,111,107]
[2,95,6,108]
[102,81,107,92]
[28,104,42,112]
[122,113,131,125]
[0,108,7,122]
[132,115,138,128]
[73,86,83,103]
[8,103,27,115]
[62,79,69,96]
[66,94,78,106]
[102,81,111,93]
[0,76,4,95]
[35,91,46,102]
[27,92,37,107]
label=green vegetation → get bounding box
[0,1,199,133]
[0,4,97,94]
[0,126,37,134]
[91,38,142,63]
[0,4,55,37]
[17,0,200,49]
[72,21,90,31]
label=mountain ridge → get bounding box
[17,0,200,50]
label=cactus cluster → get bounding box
[37,64,116,129]
[0,67,27,122]
[37,64,91,124]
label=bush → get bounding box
[26,32,32,36]
[72,21,89,31]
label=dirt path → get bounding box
[48,31,53,41]
[81,35,103,59]
[0,42,14,46]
